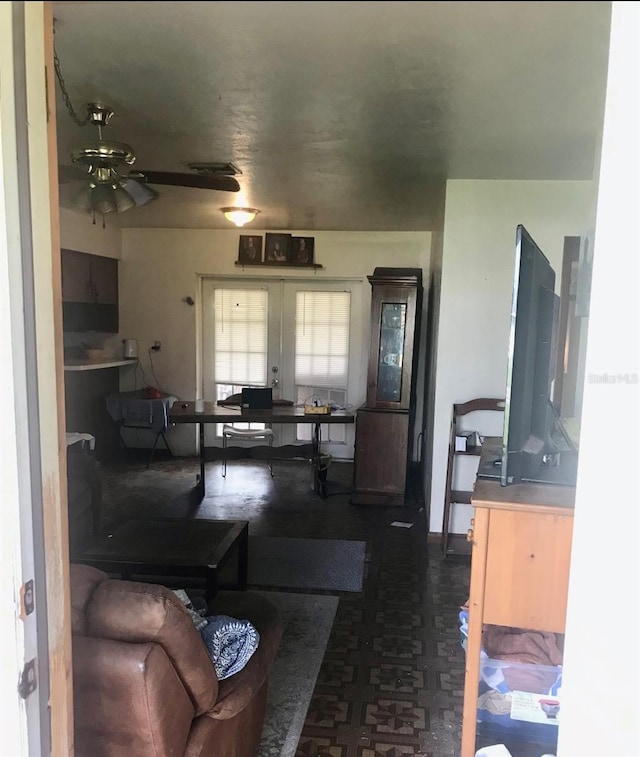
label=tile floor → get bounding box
[96,453,553,757]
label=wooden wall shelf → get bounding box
[64,358,137,372]
[234,261,323,270]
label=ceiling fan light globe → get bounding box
[221,207,259,227]
[72,183,95,214]
[87,183,119,215]
[72,181,136,215]
[111,184,137,212]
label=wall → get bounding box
[429,179,596,536]
[59,207,121,258]
[560,4,640,751]
[115,228,432,455]
[419,230,444,521]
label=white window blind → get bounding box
[214,288,268,385]
[295,291,351,389]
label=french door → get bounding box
[202,277,362,459]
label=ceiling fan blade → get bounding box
[120,177,159,208]
[134,170,240,192]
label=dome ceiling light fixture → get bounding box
[220,207,260,227]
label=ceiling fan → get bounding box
[58,102,240,218]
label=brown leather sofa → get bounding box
[70,564,282,756]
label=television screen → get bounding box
[500,225,578,486]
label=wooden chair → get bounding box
[441,398,505,556]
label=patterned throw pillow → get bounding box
[200,615,260,680]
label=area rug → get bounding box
[256,591,339,757]
[248,536,366,592]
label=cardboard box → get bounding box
[304,404,331,415]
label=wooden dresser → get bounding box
[461,439,576,755]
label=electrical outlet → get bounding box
[151,341,161,351]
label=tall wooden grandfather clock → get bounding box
[351,268,423,505]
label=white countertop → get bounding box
[64,358,138,372]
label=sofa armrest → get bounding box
[73,636,194,756]
[87,578,219,715]
[205,591,282,720]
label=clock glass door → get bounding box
[377,302,406,402]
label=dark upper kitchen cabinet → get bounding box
[62,249,119,333]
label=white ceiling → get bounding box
[52,1,612,231]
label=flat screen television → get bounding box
[499,225,578,487]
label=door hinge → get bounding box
[20,579,35,619]
[19,659,37,699]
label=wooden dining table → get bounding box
[169,401,355,499]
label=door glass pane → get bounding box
[295,291,350,388]
[213,289,268,433]
[294,291,350,442]
[214,288,268,386]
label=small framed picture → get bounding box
[265,233,291,264]
[290,237,315,266]
[238,235,263,264]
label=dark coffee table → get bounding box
[76,517,248,601]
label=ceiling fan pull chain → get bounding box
[53,46,89,127]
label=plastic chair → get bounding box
[222,425,274,477]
